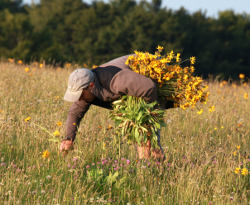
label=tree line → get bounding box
[0,0,249,78]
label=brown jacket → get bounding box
[65,55,158,141]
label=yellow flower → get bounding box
[190,56,196,65]
[8,58,14,63]
[176,53,181,62]
[156,45,164,51]
[221,126,224,129]
[53,130,60,137]
[18,60,23,64]
[107,125,113,130]
[92,65,98,69]
[233,151,237,156]
[241,168,248,176]
[243,93,248,99]
[73,122,76,126]
[39,63,43,68]
[214,127,217,130]
[232,83,237,88]
[209,106,215,112]
[220,80,227,87]
[42,150,50,159]
[56,121,62,127]
[25,67,30,72]
[236,145,240,150]
[234,167,241,174]
[239,73,245,79]
[24,116,31,122]
[102,142,106,150]
[197,109,203,115]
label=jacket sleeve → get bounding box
[65,100,91,141]
[110,70,158,103]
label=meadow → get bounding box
[0,61,249,204]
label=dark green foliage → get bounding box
[0,0,249,78]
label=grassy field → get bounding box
[0,62,249,205]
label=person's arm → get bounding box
[60,100,90,154]
[65,100,91,141]
[110,69,158,103]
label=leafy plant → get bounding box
[110,96,165,148]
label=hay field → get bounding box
[0,62,249,204]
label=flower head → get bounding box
[209,106,215,113]
[156,45,164,51]
[241,168,248,176]
[24,116,31,122]
[56,121,62,127]
[42,150,50,159]
[197,109,203,115]
[25,67,30,73]
[243,93,248,99]
[190,56,196,65]
[234,167,241,174]
[53,130,60,137]
[239,73,245,79]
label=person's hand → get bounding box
[60,140,73,156]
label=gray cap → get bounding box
[64,68,94,102]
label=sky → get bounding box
[22,0,250,18]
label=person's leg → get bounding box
[151,129,166,161]
[136,140,151,160]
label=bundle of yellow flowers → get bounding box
[126,46,209,109]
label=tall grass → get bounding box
[0,62,249,204]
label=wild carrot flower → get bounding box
[241,168,248,176]
[53,130,60,137]
[42,150,50,159]
[24,116,31,122]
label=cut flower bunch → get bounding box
[126,46,209,110]
[110,96,165,149]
